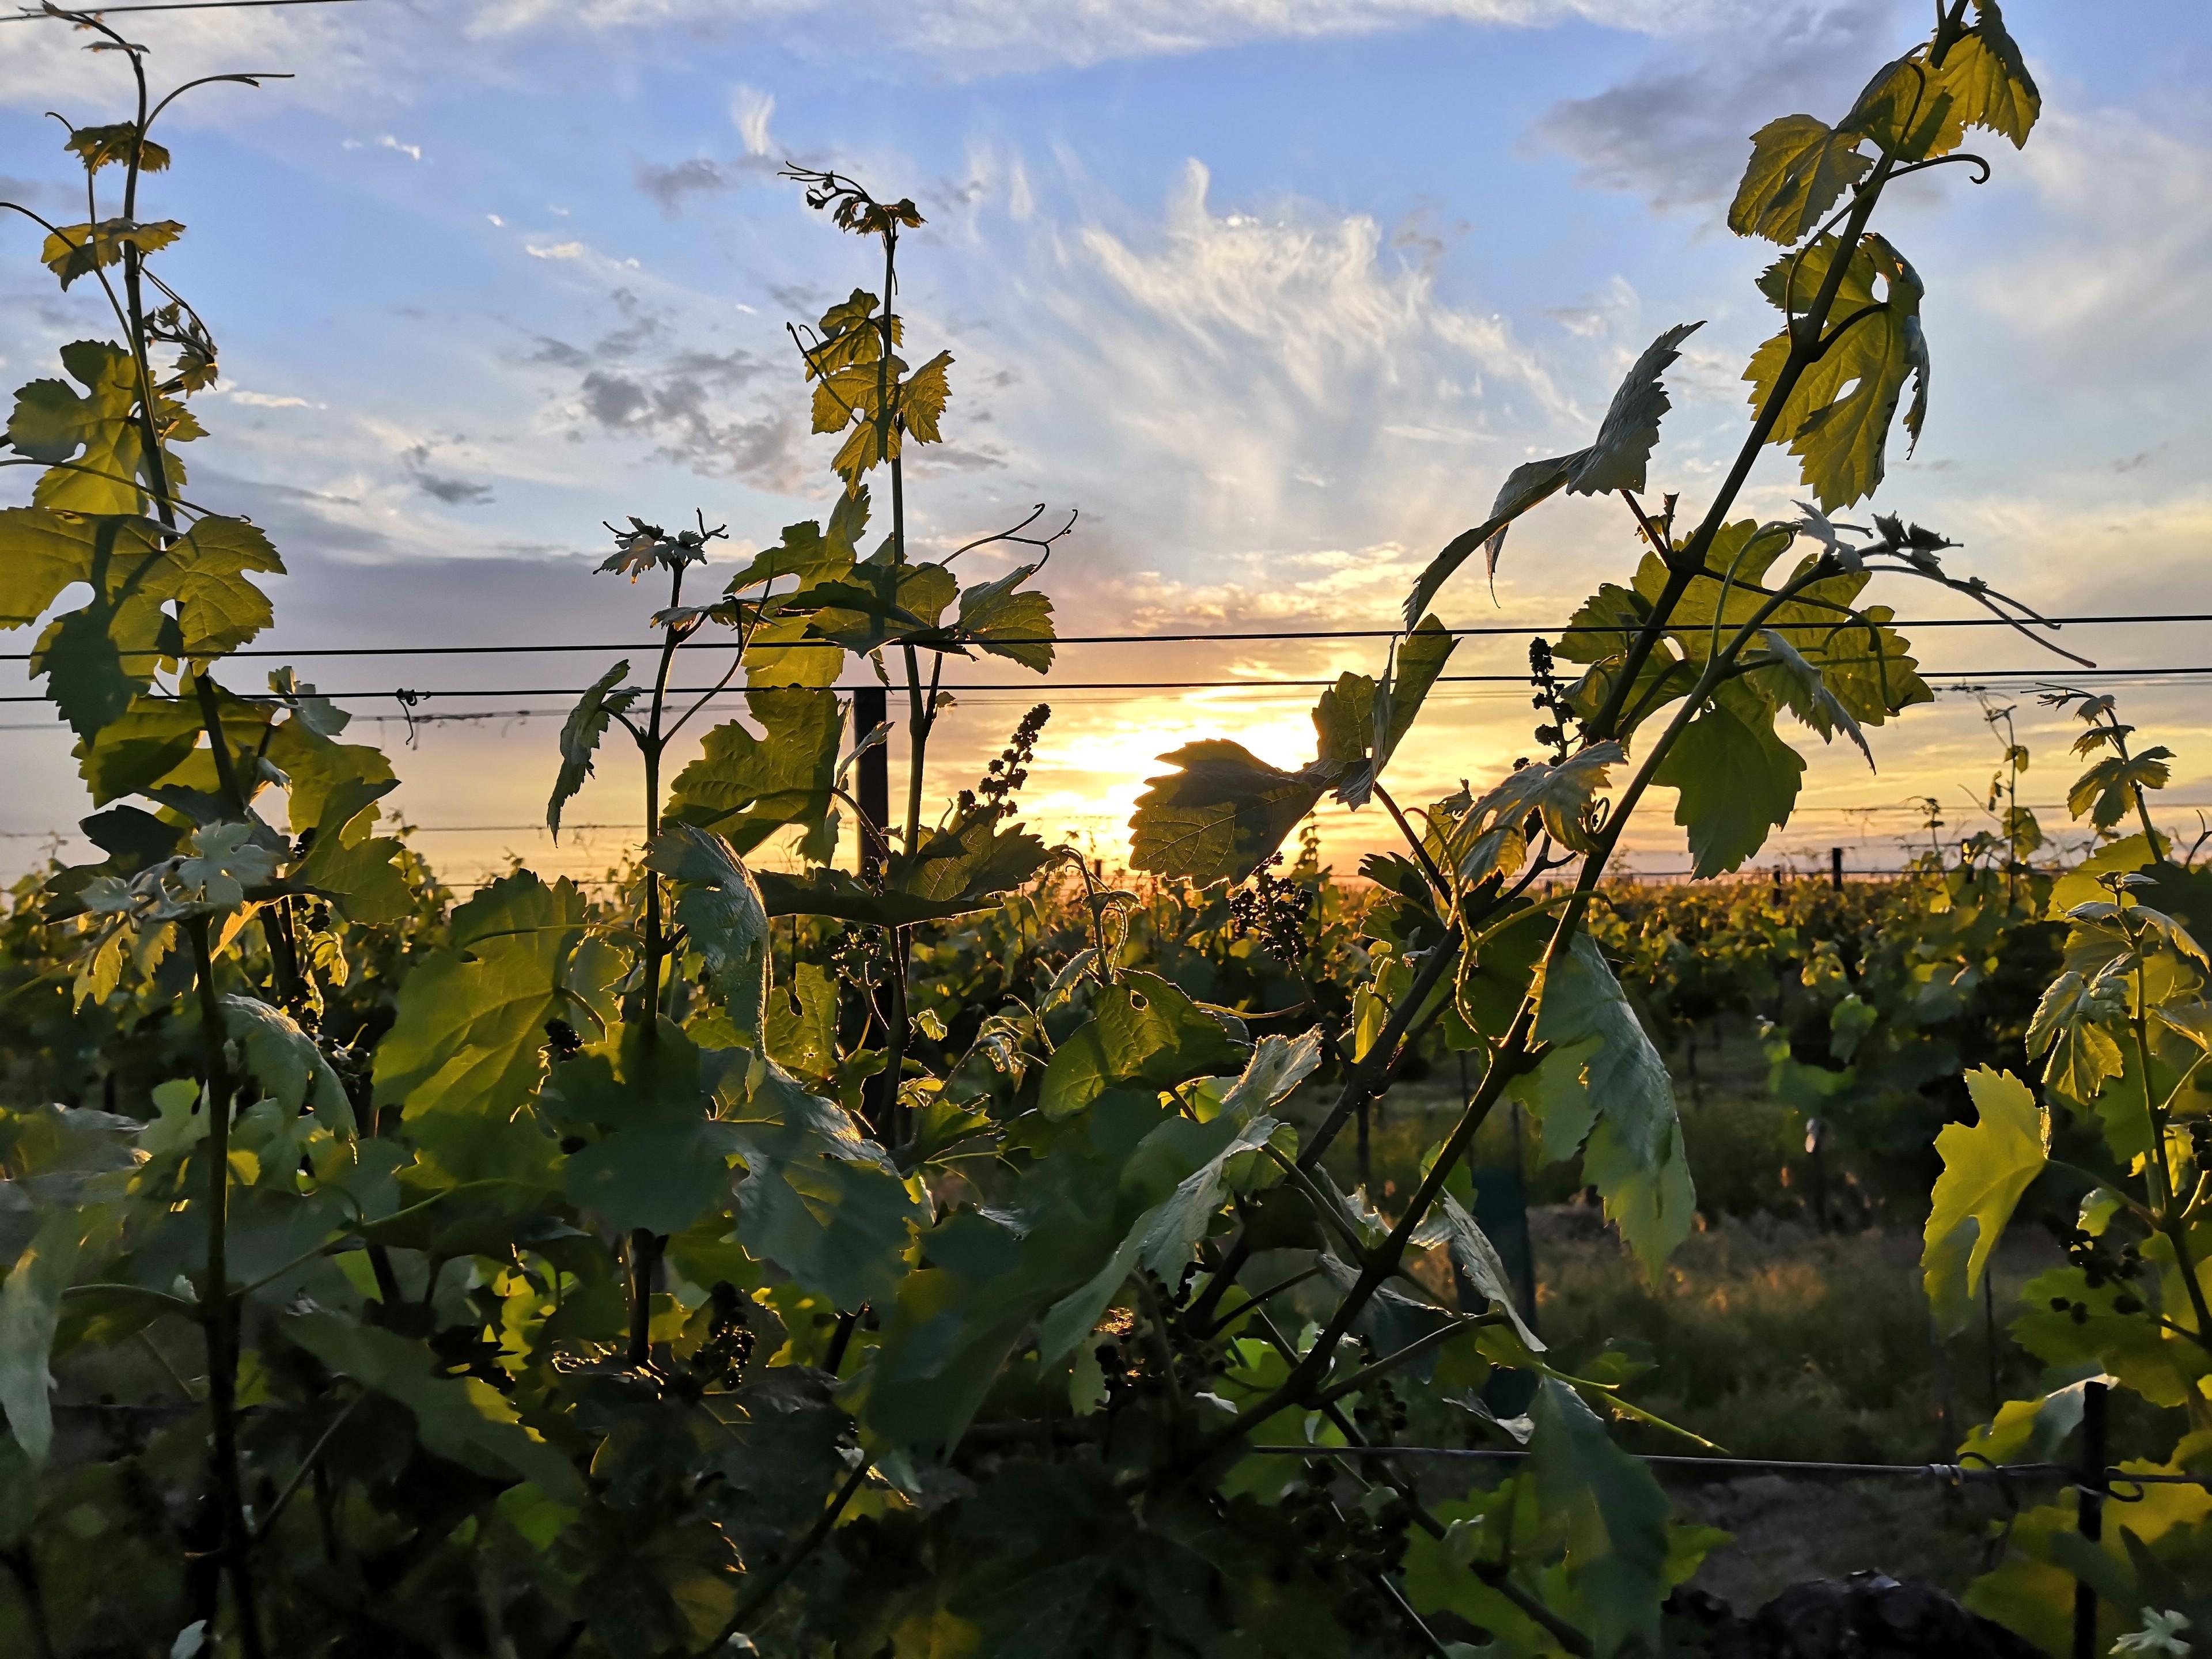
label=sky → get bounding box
[2,0,2210,889]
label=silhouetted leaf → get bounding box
[1128,740,1324,885]
[547,660,638,840]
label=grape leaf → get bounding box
[0,1210,82,1465]
[956,562,1056,673]
[1957,1377,2101,1467]
[1512,934,1694,1275]
[1934,1,2040,149]
[1572,321,1705,497]
[647,824,770,1047]
[370,872,594,1126]
[2068,748,2173,830]
[0,510,281,742]
[1728,114,1873,244]
[34,597,179,741]
[767,960,838,1084]
[1923,1067,2048,1334]
[1402,323,1699,619]
[1332,615,1457,808]
[167,516,283,658]
[221,995,353,1136]
[1456,740,1627,874]
[6,342,145,515]
[547,659,638,840]
[266,711,395,836]
[743,613,844,690]
[1651,694,1804,878]
[286,1312,584,1501]
[1037,971,1251,1120]
[894,812,1053,915]
[65,123,172,175]
[665,688,842,853]
[855,1098,1201,1453]
[1423,1190,1544,1351]
[1744,233,1928,510]
[41,219,185,289]
[724,1057,923,1310]
[289,775,411,926]
[1128,740,1325,885]
[1036,1108,1295,1365]
[805,556,957,654]
[546,1022,739,1236]
[723,488,868,596]
[1755,627,1872,766]
[2027,970,2127,1103]
[1840,55,1959,164]
[1528,1377,1672,1659]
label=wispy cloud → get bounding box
[0,0,1766,113]
[732,85,775,157]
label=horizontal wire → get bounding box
[2,0,365,18]
[1241,1445,2202,1486]
[1,612,2204,666]
[6,665,2211,708]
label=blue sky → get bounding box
[3,0,2210,882]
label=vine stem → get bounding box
[712,1459,870,1644]
[624,565,690,1366]
[876,209,919,1152]
[187,916,268,1659]
[2131,949,2212,1347]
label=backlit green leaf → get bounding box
[1401,324,1699,619]
[167,516,283,658]
[725,1056,923,1309]
[1744,233,1929,510]
[1513,934,1694,1275]
[2027,970,2127,1103]
[1923,1067,2048,1334]
[957,562,1056,673]
[1037,971,1251,1120]
[1652,693,1804,878]
[1933,1,2040,149]
[1729,114,1873,244]
[65,123,171,175]
[665,687,842,853]
[1571,321,1704,497]
[370,872,594,1127]
[1128,740,1324,885]
[222,995,353,1137]
[41,219,184,289]
[2068,748,2173,831]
